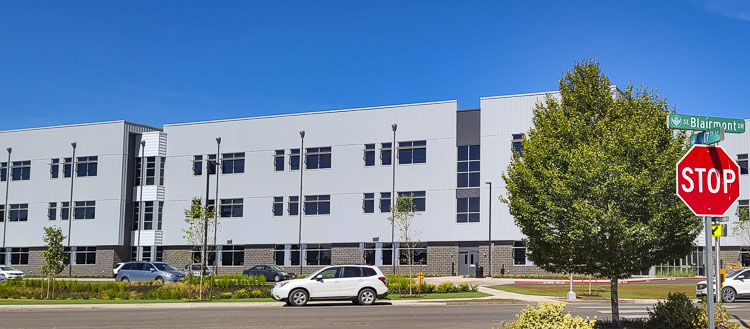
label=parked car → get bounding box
[115,261,185,283]
[698,269,750,302]
[271,265,388,306]
[0,266,25,280]
[243,265,294,282]
[0,274,6,283]
[113,263,124,278]
[184,264,213,277]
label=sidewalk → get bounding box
[423,275,701,286]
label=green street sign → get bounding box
[690,127,725,146]
[668,114,746,133]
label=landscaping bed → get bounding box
[489,283,696,300]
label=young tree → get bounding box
[732,206,750,246]
[39,226,68,299]
[502,59,700,326]
[183,197,217,301]
[387,195,422,296]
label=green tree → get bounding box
[183,197,218,301]
[502,59,699,326]
[387,195,421,296]
[39,226,68,299]
[732,206,750,246]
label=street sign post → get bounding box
[668,114,746,133]
[690,127,725,146]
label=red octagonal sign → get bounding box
[676,145,741,217]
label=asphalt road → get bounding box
[2,301,750,328]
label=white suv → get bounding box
[698,269,750,303]
[272,265,388,306]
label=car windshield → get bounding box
[726,270,743,279]
[0,266,17,271]
[269,266,285,272]
[153,263,177,271]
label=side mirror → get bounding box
[150,268,156,272]
[316,275,323,281]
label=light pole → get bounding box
[212,137,221,278]
[390,123,397,274]
[2,147,11,249]
[67,143,76,277]
[485,181,492,278]
[136,140,145,261]
[297,131,305,276]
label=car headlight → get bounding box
[164,273,174,277]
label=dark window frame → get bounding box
[73,201,96,220]
[364,144,375,167]
[457,197,480,223]
[274,150,285,171]
[9,204,28,222]
[363,193,375,214]
[305,147,332,170]
[272,197,284,216]
[304,195,330,215]
[10,160,31,181]
[76,156,98,177]
[221,152,245,174]
[397,191,426,212]
[305,244,332,266]
[220,198,244,218]
[397,140,427,164]
[221,245,245,266]
[457,145,480,188]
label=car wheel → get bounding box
[274,275,281,282]
[121,277,129,282]
[155,277,164,284]
[722,287,737,303]
[289,289,309,306]
[358,288,376,305]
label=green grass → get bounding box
[0,298,277,305]
[488,283,695,299]
[387,292,490,300]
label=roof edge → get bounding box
[0,120,161,134]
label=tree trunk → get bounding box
[52,274,56,300]
[610,278,619,327]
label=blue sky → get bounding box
[0,1,748,130]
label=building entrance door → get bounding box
[458,250,478,276]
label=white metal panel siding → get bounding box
[134,186,165,202]
[136,132,167,157]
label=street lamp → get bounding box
[67,143,77,277]
[2,147,11,249]
[485,181,492,278]
[136,140,145,261]
[212,137,221,277]
[390,123,397,274]
[297,131,305,276]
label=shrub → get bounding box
[217,292,233,299]
[437,281,457,293]
[694,299,739,329]
[233,289,249,299]
[420,283,436,294]
[647,292,701,329]
[250,289,268,298]
[501,303,596,329]
[458,283,471,292]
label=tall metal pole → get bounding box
[67,143,76,277]
[391,124,397,274]
[716,231,721,304]
[200,147,211,301]
[485,181,492,277]
[705,216,715,329]
[2,148,11,249]
[297,131,305,276]
[212,138,220,278]
[137,140,145,261]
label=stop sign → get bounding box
[676,145,741,216]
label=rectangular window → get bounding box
[740,200,749,220]
[159,157,165,185]
[142,246,152,262]
[274,245,285,266]
[76,156,98,177]
[11,160,31,181]
[288,196,299,216]
[145,157,156,185]
[0,205,4,222]
[513,241,532,265]
[50,159,60,179]
[399,243,427,265]
[290,244,301,266]
[273,197,284,216]
[304,195,330,215]
[363,193,375,214]
[382,243,393,266]
[142,201,154,229]
[305,244,332,266]
[222,153,245,174]
[0,248,4,264]
[305,147,332,169]
[220,199,243,218]
[62,158,73,178]
[364,144,375,166]
[221,245,244,266]
[74,201,96,220]
[135,157,142,185]
[48,202,57,221]
[457,145,480,188]
[60,202,70,220]
[132,202,140,230]
[0,162,6,181]
[739,154,748,175]
[380,143,392,166]
[398,141,427,164]
[274,150,285,171]
[379,192,391,213]
[398,191,426,212]
[290,149,300,171]
[512,134,524,157]
[75,247,96,264]
[155,246,164,262]
[10,248,29,265]
[157,201,164,230]
[363,243,376,265]
[9,204,28,222]
[192,155,203,175]
[457,197,480,223]
[207,154,217,175]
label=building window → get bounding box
[191,246,216,266]
[273,197,283,216]
[9,204,28,222]
[512,134,524,157]
[62,158,73,178]
[155,246,164,262]
[305,244,331,266]
[457,145,480,188]
[11,161,31,181]
[290,244,301,266]
[274,150,285,171]
[9,248,29,265]
[76,156,98,177]
[136,157,156,185]
[380,143,392,166]
[74,201,96,220]
[48,202,57,221]
[220,199,243,218]
[363,193,375,214]
[0,162,6,182]
[288,196,299,216]
[206,154,218,175]
[192,155,203,175]
[398,141,427,164]
[399,243,427,265]
[740,200,749,219]
[221,245,244,266]
[60,202,70,220]
[274,245,285,266]
[0,205,3,222]
[305,147,332,169]
[364,144,375,166]
[50,159,60,179]
[222,153,245,174]
[159,157,165,185]
[397,191,426,212]
[363,243,376,265]
[513,241,533,265]
[157,201,164,230]
[739,154,748,175]
[142,246,152,262]
[382,243,393,266]
[304,195,330,215]
[142,201,154,229]
[74,247,96,264]
[379,192,391,213]
[290,149,300,171]
[132,202,140,230]
[457,197,480,223]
